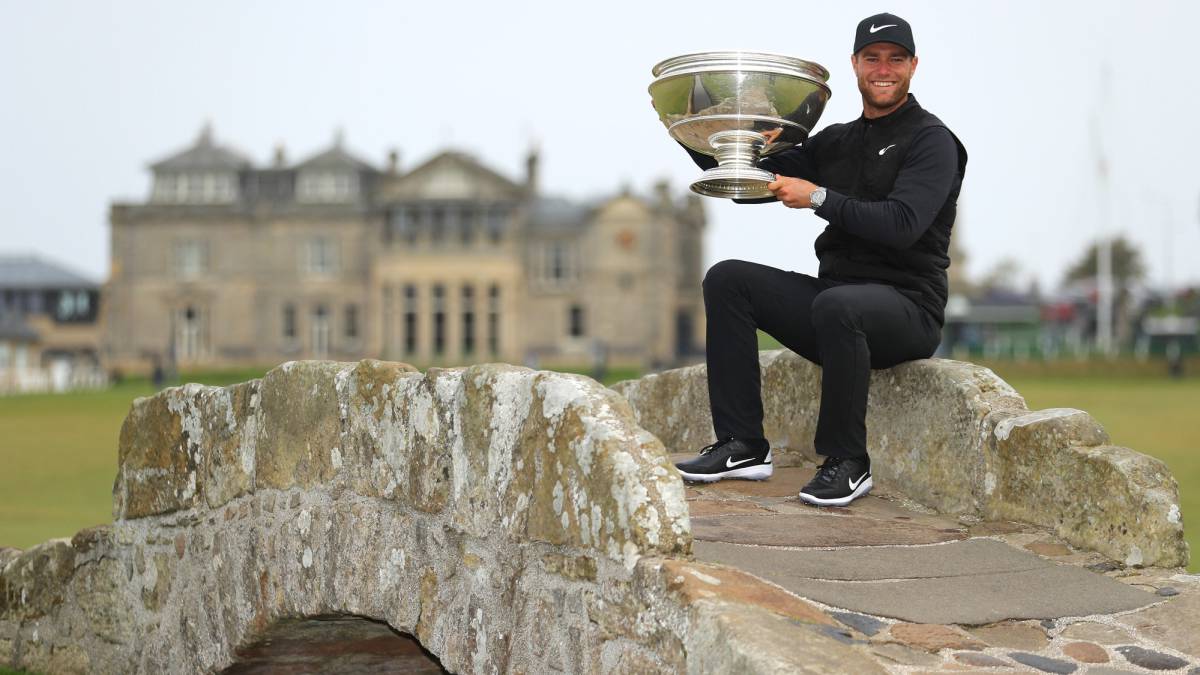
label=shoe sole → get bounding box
[798,476,873,506]
[678,464,774,483]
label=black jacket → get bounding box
[686,95,967,325]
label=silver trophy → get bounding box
[650,51,831,199]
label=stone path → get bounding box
[677,460,1200,674]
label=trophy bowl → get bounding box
[650,51,831,199]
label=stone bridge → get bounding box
[1,354,1194,674]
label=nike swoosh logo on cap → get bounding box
[726,456,757,468]
[869,24,897,33]
[879,144,897,156]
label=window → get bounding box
[569,304,585,338]
[487,284,500,355]
[487,207,506,243]
[56,293,76,320]
[389,208,419,245]
[304,238,337,275]
[152,174,176,202]
[311,305,331,358]
[403,284,418,354]
[297,170,357,203]
[430,208,446,246]
[459,207,475,245]
[344,304,359,340]
[282,304,297,340]
[539,241,576,286]
[187,174,204,202]
[175,305,205,360]
[176,240,208,279]
[432,284,446,355]
[155,172,236,204]
[407,208,422,245]
[53,290,92,320]
[551,242,568,281]
[461,285,475,355]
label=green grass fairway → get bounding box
[2,359,1197,571]
[0,382,156,549]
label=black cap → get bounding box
[854,13,915,56]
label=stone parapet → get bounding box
[4,359,871,674]
[612,350,1188,568]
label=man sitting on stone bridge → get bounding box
[674,13,968,507]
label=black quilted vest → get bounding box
[809,96,967,325]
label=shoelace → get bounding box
[814,456,846,483]
[698,437,734,456]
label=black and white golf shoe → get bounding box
[674,437,773,483]
[798,455,872,506]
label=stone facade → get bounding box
[103,127,706,374]
[612,349,1189,568]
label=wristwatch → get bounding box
[810,186,827,210]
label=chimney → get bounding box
[686,193,705,223]
[197,121,214,147]
[273,143,287,168]
[387,148,400,175]
[525,146,540,194]
[654,178,671,208]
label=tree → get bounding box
[979,257,1024,293]
[1063,236,1148,348]
[1063,236,1146,286]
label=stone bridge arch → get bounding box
[3,361,712,673]
[2,354,1188,674]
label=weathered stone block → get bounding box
[987,411,1188,568]
[68,523,107,548]
[201,380,260,508]
[0,539,75,620]
[888,623,985,651]
[340,366,454,510]
[613,361,715,454]
[517,372,690,564]
[141,552,176,612]
[350,358,419,414]
[542,553,598,581]
[70,556,137,646]
[417,365,692,564]
[658,559,837,627]
[685,600,888,674]
[255,361,352,490]
[863,358,1024,515]
[113,387,205,519]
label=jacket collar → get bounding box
[860,94,920,126]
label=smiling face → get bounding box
[851,43,918,118]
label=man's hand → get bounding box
[768,174,819,209]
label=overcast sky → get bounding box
[2,0,1198,293]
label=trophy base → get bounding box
[690,166,775,199]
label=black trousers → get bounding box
[703,259,942,458]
